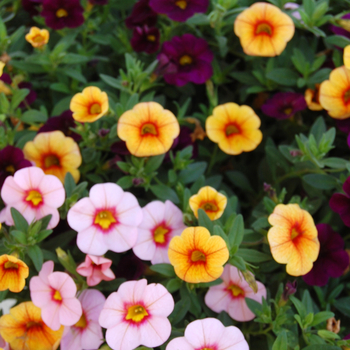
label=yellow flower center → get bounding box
[147,35,156,42]
[94,210,117,230]
[344,89,350,104]
[33,35,44,43]
[53,290,62,301]
[175,0,187,9]
[44,154,60,168]
[256,22,273,36]
[200,201,218,212]
[291,228,301,240]
[191,250,206,262]
[56,8,68,18]
[74,313,87,328]
[228,284,245,297]
[225,124,240,136]
[125,305,148,323]
[90,103,102,114]
[26,190,43,207]
[141,123,158,136]
[5,165,15,174]
[283,107,293,115]
[153,225,169,244]
[179,55,193,66]
[4,261,18,269]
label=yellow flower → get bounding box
[305,84,323,111]
[206,102,262,155]
[234,2,295,57]
[189,186,227,220]
[267,204,320,276]
[0,62,4,77]
[23,130,82,183]
[0,301,63,350]
[319,66,350,119]
[25,27,49,48]
[0,255,29,293]
[70,86,109,123]
[344,45,350,69]
[117,101,180,157]
[168,226,229,283]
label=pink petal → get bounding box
[143,283,174,317]
[99,293,125,329]
[151,246,170,264]
[0,207,9,224]
[166,337,195,350]
[79,289,106,319]
[67,198,96,232]
[29,275,52,308]
[204,285,231,313]
[77,226,108,255]
[87,273,103,287]
[92,255,112,268]
[13,167,45,191]
[141,201,166,229]
[164,200,185,229]
[140,316,172,347]
[228,298,255,322]
[48,272,77,298]
[36,205,60,229]
[133,227,156,261]
[38,174,65,208]
[59,298,83,326]
[39,260,54,281]
[76,262,93,277]
[89,183,124,208]
[103,224,138,252]
[41,301,61,331]
[217,326,249,350]
[81,321,104,349]
[60,328,82,350]
[1,176,25,204]
[116,192,143,226]
[99,268,115,280]
[105,322,141,350]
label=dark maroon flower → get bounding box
[166,126,198,161]
[37,110,82,142]
[149,0,208,22]
[41,0,84,30]
[0,146,32,189]
[302,224,349,286]
[336,119,350,148]
[261,92,307,120]
[22,0,42,16]
[330,14,350,40]
[125,0,158,29]
[157,34,213,86]
[131,26,160,54]
[281,280,297,302]
[329,176,350,227]
[113,251,146,280]
[89,0,108,5]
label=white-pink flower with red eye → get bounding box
[67,183,143,255]
[0,167,65,229]
[133,200,186,264]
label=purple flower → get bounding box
[149,0,209,22]
[157,34,213,86]
[41,0,84,30]
[261,92,307,119]
[131,26,160,54]
[302,224,349,286]
[281,280,297,301]
[22,0,42,16]
[125,0,158,29]
[0,146,32,189]
[336,119,350,148]
[329,176,350,227]
[330,14,350,40]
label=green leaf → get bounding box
[62,68,87,84]
[325,35,350,48]
[266,68,299,86]
[236,249,271,263]
[116,176,133,190]
[11,89,29,110]
[198,209,214,233]
[36,229,53,243]
[150,184,179,204]
[166,278,182,293]
[228,214,244,248]
[170,296,190,325]
[245,297,263,315]
[334,297,350,317]
[11,208,29,232]
[303,345,341,350]
[64,172,76,197]
[213,225,229,247]
[149,264,175,277]
[317,330,340,340]
[290,296,306,318]
[323,158,348,169]
[226,171,253,192]
[302,174,338,190]
[272,330,287,350]
[144,154,165,173]
[229,255,246,271]
[178,162,207,184]
[27,245,43,272]
[310,116,326,143]
[308,68,331,85]
[100,74,128,91]
[21,110,48,124]
[310,311,334,327]
[10,230,27,244]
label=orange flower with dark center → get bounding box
[0,255,29,293]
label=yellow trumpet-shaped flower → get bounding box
[0,255,29,293]
[25,27,49,48]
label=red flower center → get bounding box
[200,201,218,213]
[227,284,245,298]
[344,89,350,104]
[44,154,60,168]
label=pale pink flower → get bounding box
[133,200,186,264]
[99,279,174,350]
[29,261,82,331]
[205,264,266,322]
[0,167,65,229]
[166,318,249,350]
[60,289,105,350]
[76,255,115,286]
[67,183,143,255]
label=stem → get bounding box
[207,145,218,174]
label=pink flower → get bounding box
[76,255,115,287]
[67,183,143,255]
[166,318,249,350]
[204,264,266,322]
[99,279,174,350]
[60,289,106,350]
[133,200,186,264]
[0,167,65,229]
[29,261,82,331]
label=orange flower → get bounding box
[305,84,323,111]
[117,102,180,157]
[319,66,350,119]
[23,130,82,183]
[0,301,63,350]
[234,2,295,57]
[206,102,262,155]
[70,86,109,123]
[168,226,229,283]
[25,27,49,48]
[189,186,227,220]
[344,45,350,69]
[267,204,320,276]
[0,62,4,77]
[0,255,29,293]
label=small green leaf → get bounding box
[198,209,214,233]
[166,278,182,293]
[302,174,338,190]
[149,264,175,277]
[245,297,263,315]
[228,214,244,248]
[272,330,287,350]
[10,230,27,244]
[170,296,190,325]
[27,245,43,272]
[11,208,29,232]
[144,154,165,173]
[150,184,180,204]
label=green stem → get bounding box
[207,145,218,174]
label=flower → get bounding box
[117,101,180,157]
[234,2,295,57]
[23,130,82,183]
[345,45,350,69]
[0,167,65,229]
[0,62,4,77]
[206,102,263,155]
[70,86,109,123]
[329,176,350,226]
[261,92,307,119]
[67,183,143,255]
[168,226,229,283]
[149,0,209,22]
[0,255,29,293]
[114,251,146,280]
[204,265,266,322]
[41,0,84,30]
[0,301,64,350]
[99,279,174,350]
[305,84,323,111]
[133,200,186,264]
[284,2,301,20]
[157,34,213,86]
[125,0,158,29]
[281,280,297,303]
[22,0,43,16]
[330,14,350,40]
[0,145,32,189]
[25,27,49,48]
[60,289,105,350]
[131,25,160,54]
[166,318,249,350]
[189,186,227,221]
[319,66,350,119]
[76,255,115,287]
[30,261,82,331]
[267,203,320,276]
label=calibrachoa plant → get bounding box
[2,1,350,350]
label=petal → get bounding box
[81,321,104,349]
[89,183,124,209]
[59,298,83,326]
[103,224,138,252]
[140,316,172,347]
[116,192,143,226]
[217,325,249,350]
[166,337,194,350]
[41,302,61,331]
[77,226,108,255]
[143,283,174,316]
[105,322,141,350]
[38,175,65,208]
[67,198,96,232]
